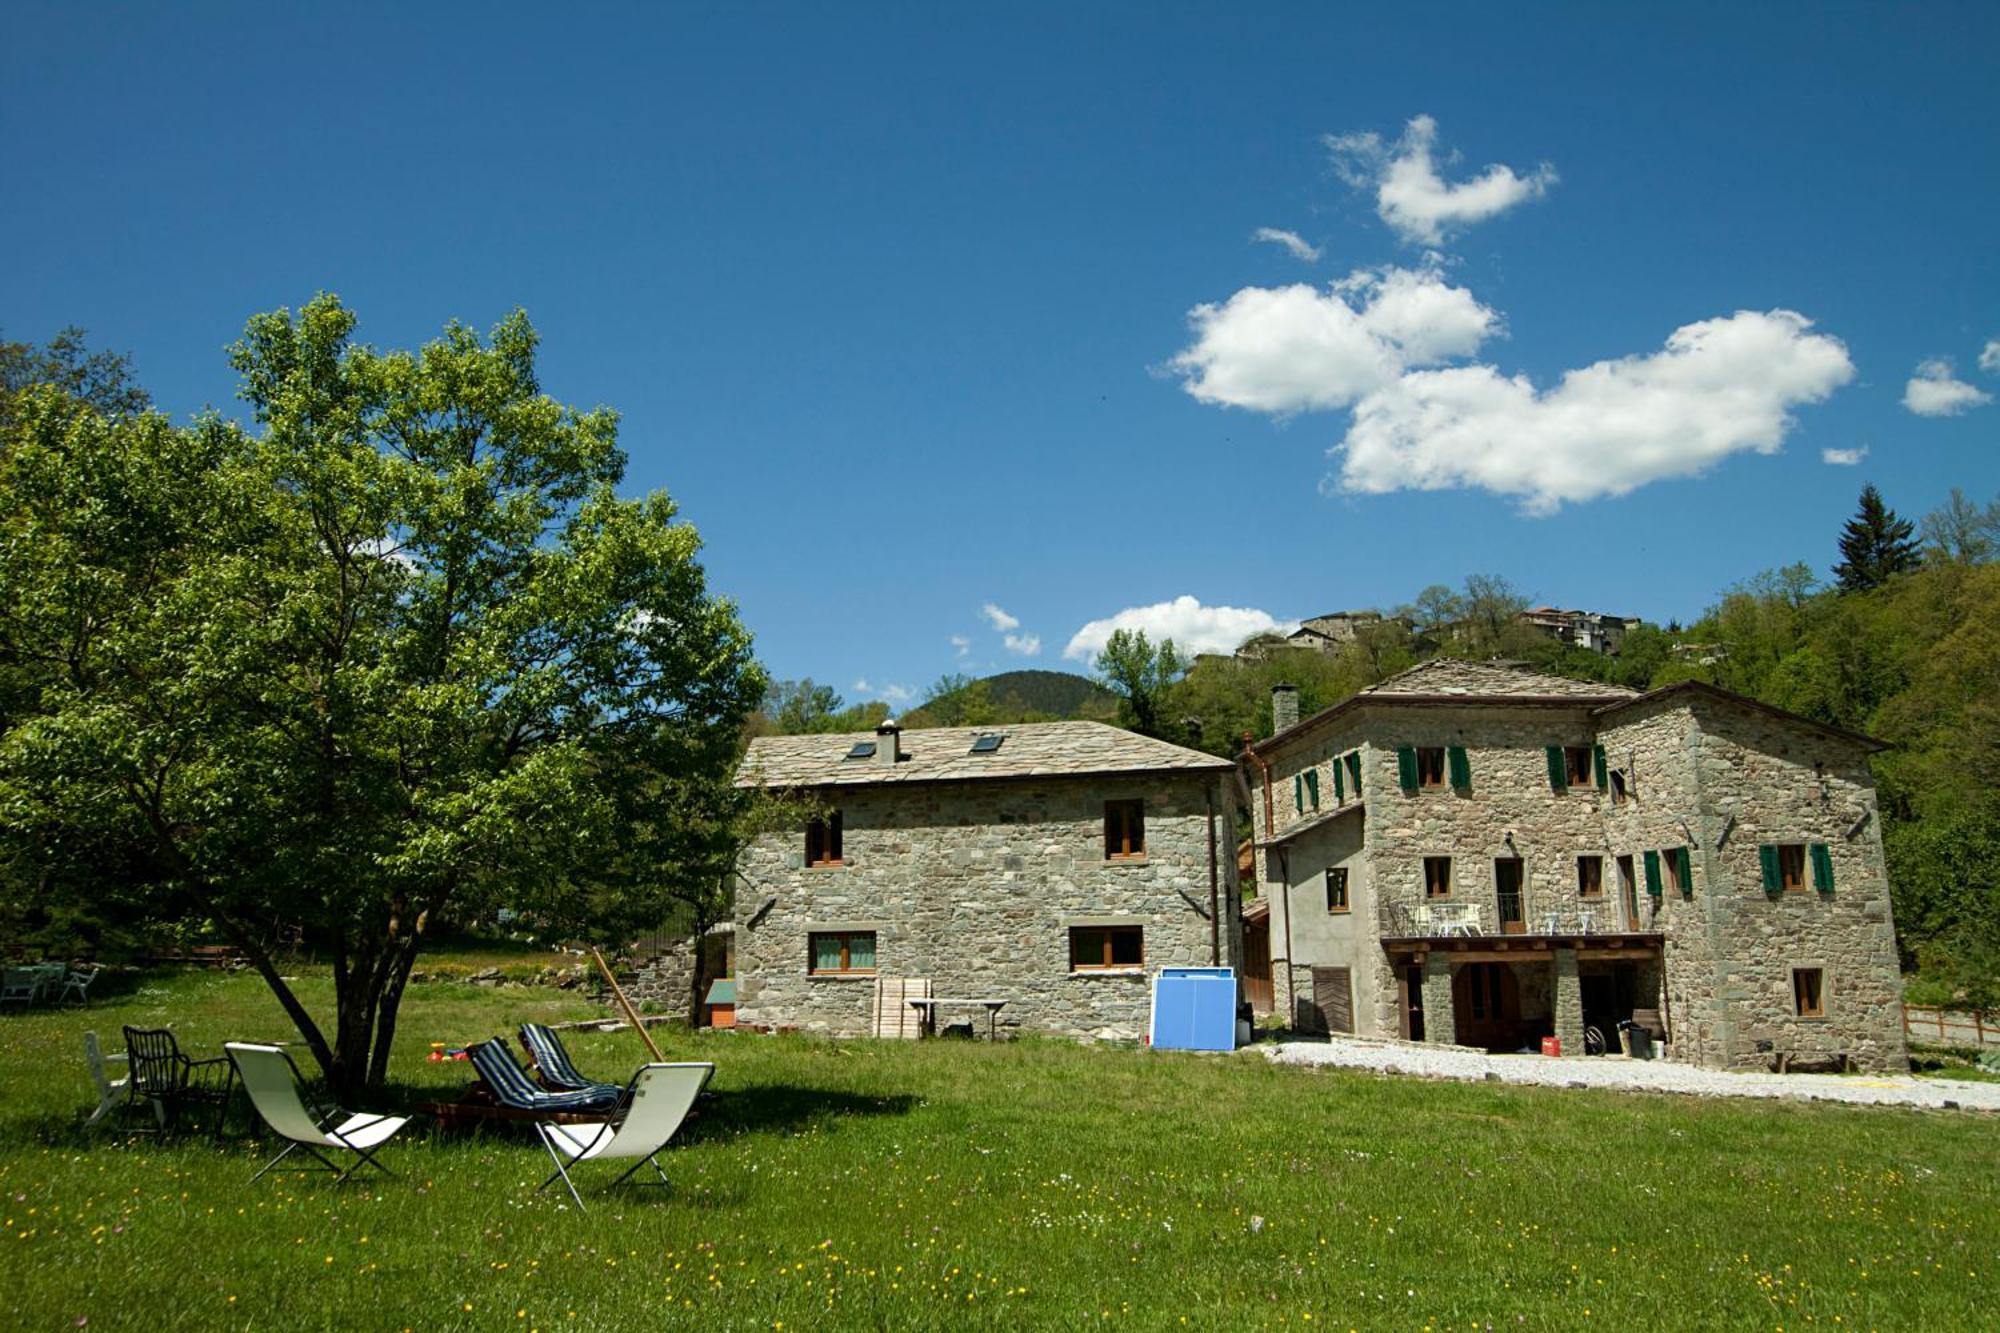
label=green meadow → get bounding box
[2,968,1992,1331]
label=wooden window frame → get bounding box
[1423,855,1452,899]
[1563,745,1594,789]
[1325,866,1350,914]
[1792,966,1825,1019]
[1661,846,1683,895]
[1104,799,1145,861]
[1576,854,1604,899]
[1609,770,1628,805]
[805,811,844,867]
[1777,843,1807,893]
[1415,746,1447,790]
[807,930,876,976]
[1069,925,1144,971]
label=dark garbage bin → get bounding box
[1618,1020,1654,1060]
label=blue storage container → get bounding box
[1150,967,1238,1051]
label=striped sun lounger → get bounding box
[518,1024,608,1095]
[468,1039,622,1116]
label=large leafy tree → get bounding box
[1835,483,1920,592]
[0,295,764,1092]
[1092,629,1187,739]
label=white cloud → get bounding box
[1329,310,1855,514]
[1981,339,2000,374]
[1251,227,1321,263]
[1063,596,1287,662]
[1904,358,1992,416]
[1821,446,1869,466]
[1168,266,1498,414]
[853,678,913,705]
[1003,632,1041,657]
[949,634,971,658]
[980,602,1020,632]
[1326,114,1556,246]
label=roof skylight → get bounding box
[969,733,1004,754]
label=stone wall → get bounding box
[1251,687,1906,1071]
[734,772,1238,1039]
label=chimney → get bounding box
[876,717,901,767]
[1270,684,1300,736]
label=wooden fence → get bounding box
[1903,1004,1997,1047]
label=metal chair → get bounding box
[122,1026,236,1135]
[1,968,36,1005]
[226,1043,412,1184]
[60,964,103,1004]
[534,1062,713,1211]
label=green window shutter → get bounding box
[1675,846,1693,896]
[1810,842,1834,893]
[1305,769,1319,809]
[1758,844,1781,894]
[1447,746,1471,790]
[1593,745,1609,790]
[1345,751,1362,796]
[1293,774,1303,815]
[1397,746,1419,792]
[1545,745,1568,791]
[1643,850,1663,898]
[1332,759,1344,804]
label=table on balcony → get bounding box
[1431,903,1480,937]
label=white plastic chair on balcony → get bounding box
[1410,903,1434,936]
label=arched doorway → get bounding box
[1452,961,1523,1051]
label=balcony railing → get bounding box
[1378,895,1655,939]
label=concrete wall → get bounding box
[734,772,1238,1040]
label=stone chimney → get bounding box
[876,717,901,767]
[1271,684,1300,736]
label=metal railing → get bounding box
[1378,894,1655,938]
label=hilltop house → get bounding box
[1242,659,1907,1072]
[732,720,1243,1040]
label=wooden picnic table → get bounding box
[908,997,1010,1041]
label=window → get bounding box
[805,811,843,867]
[1416,747,1447,789]
[845,741,876,760]
[969,733,1004,754]
[1577,855,1604,898]
[1778,844,1806,892]
[1792,967,1825,1018]
[1564,746,1593,788]
[1070,925,1143,970]
[1660,846,1690,895]
[1104,800,1145,860]
[1424,855,1452,898]
[1325,867,1350,914]
[1616,854,1638,919]
[1609,769,1628,804]
[809,931,875,975]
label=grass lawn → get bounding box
[2,970,1993,1330]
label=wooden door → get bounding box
[1617,855,1637,929]
[1311,967,1354,1034]
[1400,964,1425,1042]
[1452,961,1522,1051]
[1495,858,1525,934]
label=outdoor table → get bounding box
[908,998,1009,1040]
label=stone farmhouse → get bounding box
[1517,606,1632,656]
[1242,659,1907,1072]
[732,720,1244,1040]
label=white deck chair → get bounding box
[82,1031,132,1128]
[534,1061,712,1211]
[225,1043,412,1184]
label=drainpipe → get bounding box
[1206,786,1221,966]
[1242,734,1273,836]
[1277,846,1294,1025]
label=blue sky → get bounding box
[5,3,1996,706]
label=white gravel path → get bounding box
[1263,1035,2000,1111]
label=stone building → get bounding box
[733,719,1243,1040]
[1245,659,1906,1072]
[1517,607,1632,655]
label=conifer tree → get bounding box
[1834,483,1920,592]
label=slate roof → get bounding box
[1358,658,1637,701]
[1254,659,1636,754]
[738,721,1233,789]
